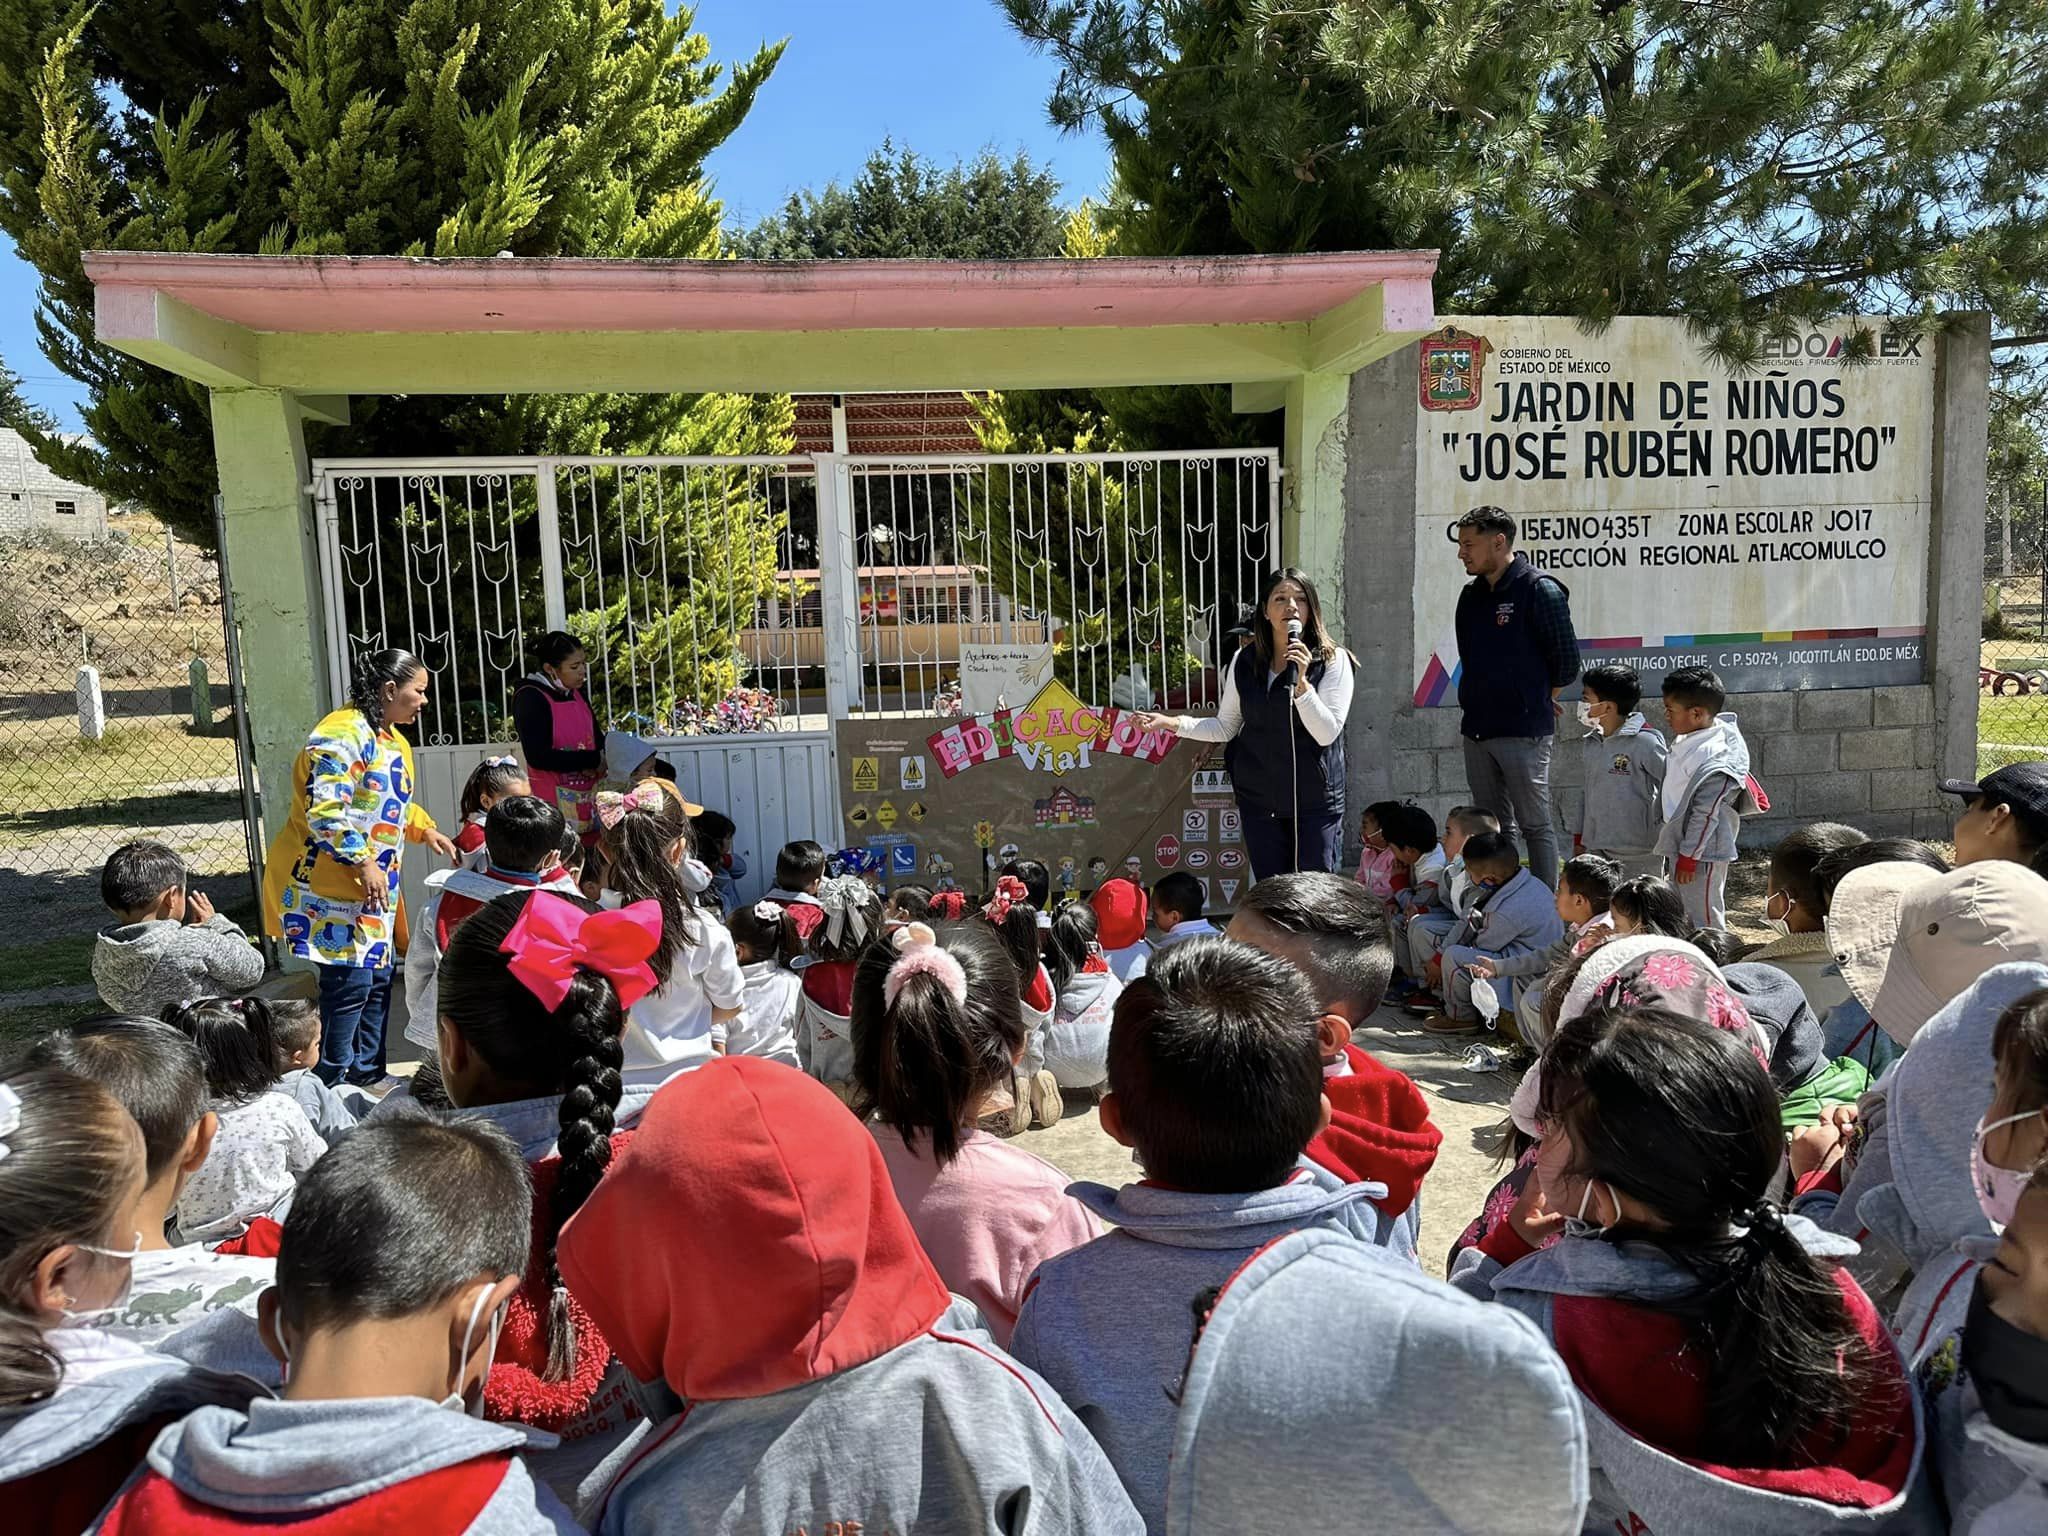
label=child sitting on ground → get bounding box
[691,808,744,915]
[979,875,1064,1131]
[559,1057,1143,1536]
[1091,874,1153,981]
[887,884,933,925]
[1353,800,1404,903]
[423,887,655,1497]
[1149,871,1221,955]
[455,754,532,856]
[265,998,364,1143]
[0,1067,260,1531]
[1383,803,1447,931]
[1471,853,1621,1050]
[1226,875,1441,1263]
[1456,1005,1930,1535]
[1042,902,1123,1096]
[23,1019,276,1353]
[1009,938,1381,1533]
[725,900,803,1068]
[763,838,828,948]
[1747,822,1868,1017]
[854,922,1100,1345]
[796,874,883,1096]
[1607,873,1694,940]
[93,841,264,1019]
[406,795,579,1052]
[161,997,327,1244]
[1656,665,1761,929]
[1572,662,1667,876]
[1400,804,1497,1004]
[94,1110,577,1533]
[598,781,744,1085]
[1424,832,1568,1037]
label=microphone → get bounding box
[1285,617,1303,687]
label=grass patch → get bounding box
[0,996,110,1052]
[0,721,233,797]
[1,933,98,992]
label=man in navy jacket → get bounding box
[1450,507,1580,889]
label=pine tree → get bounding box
[1003,0,2048,430]
[0,0,788,544]
[0,352,53,435]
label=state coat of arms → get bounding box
[1419,327,1492,412]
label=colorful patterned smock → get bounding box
[262,707,436,968]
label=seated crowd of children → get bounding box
[22,681,2048,1535]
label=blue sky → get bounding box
[0,0,1109,431]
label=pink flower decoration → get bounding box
[1641,953,1699,990]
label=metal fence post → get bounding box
[814,452,862,719]
[536,459,567,633]
[216,491,276,968]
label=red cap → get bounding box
[1091,875,1149,951]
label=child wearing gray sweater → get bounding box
[1572,663,1667,878]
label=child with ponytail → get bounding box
[426,886,661,1499]
[726,900,804,1067]
[797,874,884,1094]
[1041,901,1122,1095]
[853,922,1099,1345]
[979,875,1064,1130]
[0,1067,257,1528]
[1458,1004,1932,1533]
[455,754,532,856]
[596,779,744,1087]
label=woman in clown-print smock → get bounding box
[263,649,458,1088]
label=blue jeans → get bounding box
[315,962,393,1086]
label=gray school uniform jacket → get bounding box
[1166,1228,1589,1536]
[0,1332,260,1530]
[89,1396,578,1534]
[1575,714,1667,856]
[1442,869,1565,961]
[1458,1224,1941,1536]
[1794,964,2043,1307]
[1653,712,1755,866]
[1010,1172,1381,1535]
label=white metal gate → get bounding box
[312,450,1280,913]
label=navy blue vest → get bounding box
[1228,644,1345,820]
[1455,556,1567,740]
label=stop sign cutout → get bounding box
[1155,835,1181,868]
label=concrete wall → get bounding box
[1342,315,1991,859]
[0,428,109,542]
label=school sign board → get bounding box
[1411,317,1935,703]
[834,679,1251,911]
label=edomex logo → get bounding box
[1759,329,1924,364]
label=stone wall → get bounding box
[1382,684,1954,852]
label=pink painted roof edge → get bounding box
[83,249,1440,336]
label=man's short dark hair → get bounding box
[1661,665,1727,713]
[776,840,828,889]
[1461,830,1521,878]
[1559,854,1623,912]
[1579,663,1642,716]
[100,840,186,914]
[277,1108,532,1334]
[22,1017,208,1183]
[1380,803,1439,858]
[484,794,565,872]
[1152,871,1205,922]
[1236,874,1395,1019]
[1452,506,1517,545]
[1106,938,1324,1193]
[1445,805,1500,839]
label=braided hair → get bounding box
[437,890,624,1383]
[1538,1004,1892,1463]
[348,649,425,732]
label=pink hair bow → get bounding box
[885,922,968,1009]
[982,875,1029,925]
[594,782,666,830]
[500,890,662,1011]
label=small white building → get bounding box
[0,427,108,541]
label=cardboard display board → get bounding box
[958,642,1055,714]
[836,679,1253,912]
[1411,316,1935,701]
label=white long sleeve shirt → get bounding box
[1171,649,1354,748]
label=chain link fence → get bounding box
[0,509,262,1041]
[1981,478,2048,776]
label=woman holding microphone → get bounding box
[1135,569,1353,880]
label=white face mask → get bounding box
[1564,1178,1617,1240]
[1470,977,1501,1026]
[1762,891,1792,938]
[442,1284,507,1418]
[1971,1110,2044,1233]
[60,1231,143,1322]
[1575,701,1598,730]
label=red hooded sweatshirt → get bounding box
[1305,1043,1443,1218]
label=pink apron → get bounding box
[526,688,599,839]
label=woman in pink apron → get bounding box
[513,631,603,841]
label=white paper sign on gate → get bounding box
[960,644,1055,715]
